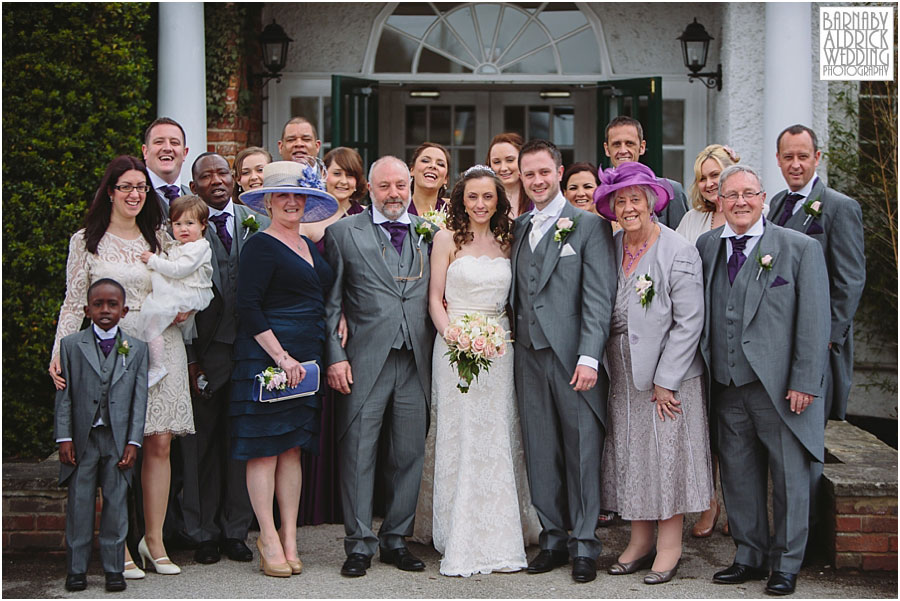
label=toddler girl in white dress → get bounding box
[138,195,214,386]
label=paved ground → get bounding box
[3,518,896,599]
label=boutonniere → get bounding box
[756,252,774,281]
[802,198,822,226]
[116,339,130,367]
[421,207,448,230]
[635,274,655,308]
[414,220,437,245]
[553,217,576,248]
[241,214,259,240]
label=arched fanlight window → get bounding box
[374,2,604,75]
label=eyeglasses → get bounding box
[114,184,150,193]
[382,245,425,281]
[720,191,764,202]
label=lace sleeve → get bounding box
[51,231,91,359]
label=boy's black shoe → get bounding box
[105,572,127,592]
[65,573,87,591]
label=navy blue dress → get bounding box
[230,233,334,460]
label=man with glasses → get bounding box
[323,156,436,578]
[696,165,830,596]
[142,117,190,218]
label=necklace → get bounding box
[623,237,650,273]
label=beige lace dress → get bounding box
[52,229,194,437]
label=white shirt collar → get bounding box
[208,199,235,219]
[371,203,411,225]
[93,324,119,340]
[531,191,567,221]
[148,169,182,192]
[721,215,765,239]
[790,176,818,200]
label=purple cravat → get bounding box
[380,221,408,255]
[209,213,233,254]
[160,185,181,204]
[97,337,115,357]
[727,236,749,285]
[776,193,804,226]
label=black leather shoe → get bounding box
[65,573,87,592]
[713,562,769,584]
[572,556,597,583]
[221,538,253,562]
[194,540,221,564]
[527,549,569,573]
[341,553,371,577]
[765,571,797,595]
[380,547,425,571]
[105,572,126,592]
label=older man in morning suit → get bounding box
[697,164,830,596]
[510,139,617,583]
[324,156,435,578]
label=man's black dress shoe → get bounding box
[765,571,797,595]
[194,540,221,564]
[105,572,127,592]
[527,549,569,573]
[221,538,253,562]
[341,553,371,577]
[713,562,769,584]
[379,547,425,571]
[65,573,87,592]
[571,556,597,583]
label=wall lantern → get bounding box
[251,19,293,87]
[678,18,722,91]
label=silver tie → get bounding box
[529,214,550,251]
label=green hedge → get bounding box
[2,3,153,458]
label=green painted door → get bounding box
[331,76,379,169]
[597,77,663,174]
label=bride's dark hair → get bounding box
[447,165,513,252]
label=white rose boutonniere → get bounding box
[756,253,774,281]
[116,339,130,367]
[241,214,259,240]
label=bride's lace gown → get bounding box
[425,255,541,577]
[52,230,194,437]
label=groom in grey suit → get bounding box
[697,165,830,596]
[324,156,435,577]
[510,139,617,583]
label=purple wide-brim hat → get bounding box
[593,162,673,222]
[239,161,338,223]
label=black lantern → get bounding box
[251,19,292,87]
[678,18,722,91]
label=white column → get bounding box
[158,3,206,185]
[762,2,813,193]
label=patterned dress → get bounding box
[52,230,194,436]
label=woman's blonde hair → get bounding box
[689,144,740,212]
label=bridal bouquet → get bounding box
[421,206,448,229]
[443,312,509,393]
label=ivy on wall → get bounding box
[2,3,153,458]
[205,3,259,127]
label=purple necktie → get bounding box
[98,337,115,357]
[209,213,233,254]
[380,221,408,255]
[161,185,181,204]
[727,236,749,285]
[776,193,804,226]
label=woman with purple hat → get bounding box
[593,161,713,585]
[231,161,338,577]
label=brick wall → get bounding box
[833,496,898,570]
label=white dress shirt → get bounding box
[148,169,183,210]
[786,176,818,217]
[721,215,765,261]
[371,203,411,241]
[209,199,236,239]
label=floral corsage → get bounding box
[415,220,438,245]
[801,198,822,226]
[116,339,130,367]
[256,366,288,392]
[756,252,774,281]
[421,207,448,230]
[553,217,576,247]
[635,274,655,308]
[241,214,259,239]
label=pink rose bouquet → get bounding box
[443,311,510,393]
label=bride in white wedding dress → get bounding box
[420,165,541,577]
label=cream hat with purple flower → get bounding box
[239,160,337,223]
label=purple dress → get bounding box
[302,201,364,524]
[406,197,446,216]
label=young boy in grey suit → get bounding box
[55,279,148,592]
